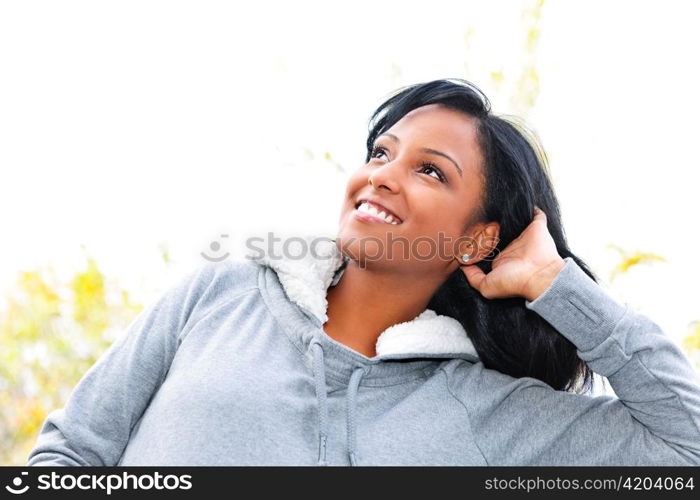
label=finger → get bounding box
[461,263,487,293]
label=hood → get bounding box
[244,232,479,466]
[244,232,479,360]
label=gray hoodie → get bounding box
[26,234,700,465]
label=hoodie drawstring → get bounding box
[311,340,366,466]
[346,366,365,466]
[311,341,329,465]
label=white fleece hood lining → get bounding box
[245,233,478,359]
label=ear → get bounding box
[472,221,500,263]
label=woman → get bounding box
[27,79,700,466]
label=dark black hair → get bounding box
[366,78,596,393]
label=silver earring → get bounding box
[461,254,470,263]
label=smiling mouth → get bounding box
[354,200,403,224]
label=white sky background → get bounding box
[1,0,699,349]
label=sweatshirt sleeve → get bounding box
[458,256,700,466]
[26,262,220,466]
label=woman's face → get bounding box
[336,103,497,276]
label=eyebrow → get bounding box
[377,132,463,177]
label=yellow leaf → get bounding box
[682,322,700,351]
[606,244,667,281]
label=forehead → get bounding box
[388,104,478,144]
[386,104,482,169]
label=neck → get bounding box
[323,260,447,358]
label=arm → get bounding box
[458,257,700,465]
[26,262,220,466]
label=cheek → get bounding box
[409,192,460,227]
[408,196,470,251]
[337,173,367,221]
[345,169,368,196]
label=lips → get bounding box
[354,198,403,224]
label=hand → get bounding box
[460,207,566,301]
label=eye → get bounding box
[370,145,387,160]
[419,162,447,182]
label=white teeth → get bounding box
[356,201,400,224]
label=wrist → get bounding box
[523,258,566,302]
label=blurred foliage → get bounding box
[477,0,544,117]
[605,244,699,371]
[682,322,700,372]
[511,0,544,115]
[302,147,345,173]
[0,257,145,465]
[606,243,668,282]
[683,322,700,352]
[158,242,172,265]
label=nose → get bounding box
[368,159,402,193]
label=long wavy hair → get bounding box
[365,78,596,393]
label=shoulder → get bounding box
[440,358,608,422]
[161,258,261,329]
[184,258,261,306]
[200,258,261,290]
[440,358,560,405]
